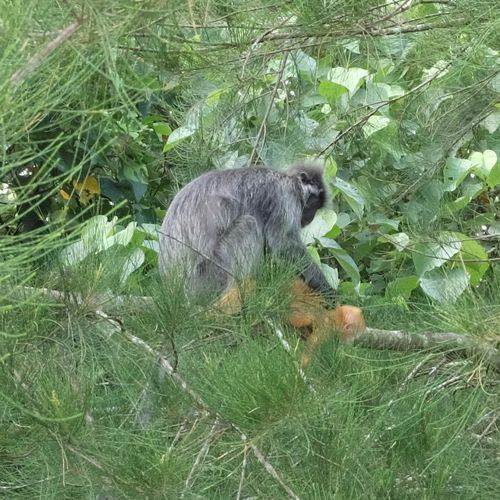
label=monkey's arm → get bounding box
[267,229,335,299]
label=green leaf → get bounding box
[152,122,172,136]
[163,125,195,152]
[319,263,339,290]
[362,115,391,137]
[412,233,462,276]
[420,268,470,303]
[469,150,497,179]
[379,232,410,251]
[326,67,369,95]
[324,157,337,181]
[487,160,500,188]
[458,238,489,286]
[367,214,400,231]
[331,177,365,219]
[301,208,337,244]
[108,222,137,247]
[363,82,390,108]
[318,80,348,103]
[319,237,360,291]
[386,276,419,299]
[443,158,473,192]
[121,248,145,283]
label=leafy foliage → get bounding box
[1,0,500,497]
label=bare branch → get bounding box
[357,327,500,373]
[10,19,83,88]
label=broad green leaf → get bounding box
[331,177,365,219]
[443,158,473,192]
[386,275,419,299]
[412,233,462,276]
[458,238,489,286]
[302,208,337,244]
[307,246,321,265]
[480,112,500,133]
[318,80,348,103]
[108,222,137,247]
[487,160,500,188]
[324,157,337,181]
[487,221,500,236]
[327,67,369,94]
[319,237,360,291]
[469,150,497,179]
[152,122,172,137]
[60,240,87,266]
[319,263,339,290]
[139,223,160,239]
[294,50,317,76]
[363,82,390,108]
[443,182,484,214]
[367,214,400,231]
[420,268,469,303]
[121,248,145,283]
[143,239,160,253]
[379,232,410,251]
[163,125,195,152]
[362,115,391,137]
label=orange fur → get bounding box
[287,280,366,366]
[213,279,366,367]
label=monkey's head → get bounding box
[288,165,327,227]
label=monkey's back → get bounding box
[158,167,301,278]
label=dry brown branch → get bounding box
[182,416,222,497]
[357,327,500,372]
[10,19,83,88]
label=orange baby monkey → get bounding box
[287,280,366,367]
[214,279,366,367]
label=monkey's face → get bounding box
[290,165,327,227]
[301,190,325,226]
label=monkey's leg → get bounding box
[207,214,264,314]
[212,279,256,315]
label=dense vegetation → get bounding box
[1,1,499,497]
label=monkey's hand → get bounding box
[211,280,257,315]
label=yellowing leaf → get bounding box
[74,176,100,204]
[59,189,71,201]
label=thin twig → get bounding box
[182,416,221,497]
[358,327,500,373]
[236,445,248,500]
[249,52,289,165]
[10,19,83,88]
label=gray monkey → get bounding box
[159,165,334,300]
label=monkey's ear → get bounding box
[298,171,311,184]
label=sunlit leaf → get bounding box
[386,275,419,299]
[121,248,145,283]
[331,177,365,219]
[363,115,391,137]
[326,67,369,94]
[302,208,337,244]
[469,149,497,179]
[319,237,360,291]
[412,232,462,276]
[420,268,469,303]
[442,158,472,192]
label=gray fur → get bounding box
[159,165,333,299]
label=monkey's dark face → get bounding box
[292,167,326,227]
[301,189,325,226]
